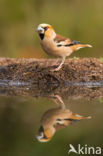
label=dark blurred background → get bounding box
[0,0,103,58]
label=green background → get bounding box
[0,0,103,58]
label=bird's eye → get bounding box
[44,27,48,31]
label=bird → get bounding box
[36,95,91,142]
[36,106,91,142]
[36,23,92,71]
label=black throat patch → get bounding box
[39,33,44,40]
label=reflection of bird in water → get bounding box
[36,95,91,142]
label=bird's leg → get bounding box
[51,58,59,67]
[53,57,66,71]
[50,57,65,71]
[50,95,65,109]
[54,95,65,109]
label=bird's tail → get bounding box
[72,44,92,51]
[71,114,92,120]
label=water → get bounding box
[0,86,103,156]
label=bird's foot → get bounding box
[50,66,62,71]
[50,58,65,71]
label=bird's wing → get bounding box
[54,34,81,47]
[53,118,78,130]
[54,34,69,43]
[56,118,80,125]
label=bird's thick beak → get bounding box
[36,135,43,141]
[36,135,49,142]
[35,26,43,33]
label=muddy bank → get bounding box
[0,57,103,99]
[0,58,103,86]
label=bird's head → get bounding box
[36,23,56,40]
[36,125,55,142]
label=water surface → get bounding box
[0,86,103,156]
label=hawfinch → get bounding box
[36,105,91,142]
[36,23,92,71]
